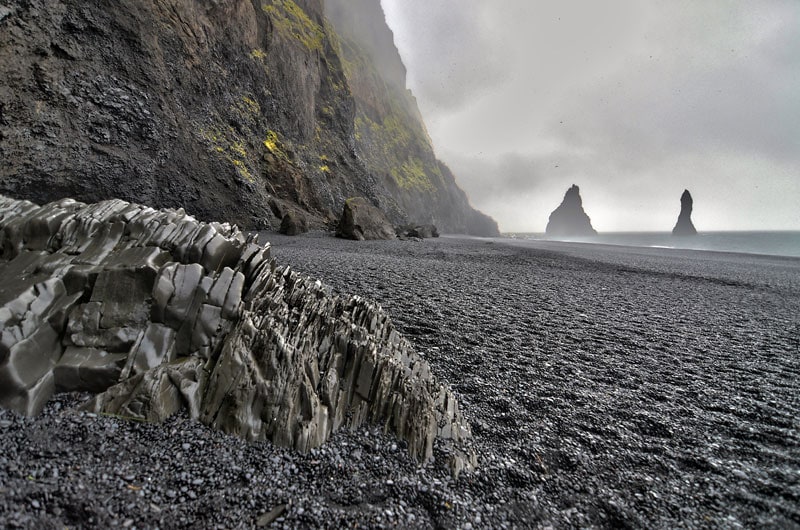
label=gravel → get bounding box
[1,234,798,529]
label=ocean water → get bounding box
[508,231,800,258]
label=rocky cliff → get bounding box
[0,0,497,236]
[545,185,597,237]
[672,189,698,236]
[324,0,498,235]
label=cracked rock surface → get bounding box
[0,195,474,473]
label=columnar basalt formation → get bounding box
[0,195,475,474]
[545,185,597,237]
[672,190,698,236]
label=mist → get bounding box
[381,0,800,232]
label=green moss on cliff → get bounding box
[334,36,439,193]
[262,0,324,52]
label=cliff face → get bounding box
[672,189,698,236]
[325,0,498,236]
[545,185,597,237]
[0,0,497,235]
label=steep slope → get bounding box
[325,0,497,236]
[0,0,497,235]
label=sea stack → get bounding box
[672,190,698,236]
[545,185,597,237]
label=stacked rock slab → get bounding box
[0,195,475,474]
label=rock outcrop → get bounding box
[396,224,440,240]
[672,190,698,236]
[336,197,396,241]
[0,0,497,236]
[0,195,475,474]
[545,185,597,237]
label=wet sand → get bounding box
[2,234,798,528]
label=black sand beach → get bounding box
[2,235,799,529]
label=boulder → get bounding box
[545,185,597,237]
[337,198,396,241]
[279,210,309,236]
[0,194,474,475]
[396,224,440,240]
[672,190,698,236]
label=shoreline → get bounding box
[495,231,800,260]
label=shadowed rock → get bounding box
[672,190,698,236]
[337,198,396,241]
[279,210,309,236]
[0,195,474,474]
[545,185,597,237]
[396,224,439,240]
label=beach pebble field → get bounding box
[2,234,798,529]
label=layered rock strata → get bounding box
[672,190,698,236]
[0,195,475,474]
[545,185,597,237]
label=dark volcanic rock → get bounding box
[279,210,309,236]
[0,0,497,236]
[0,195,474,473]
[396,224,439,239]
[672,189,698,236]
[337,197,396,241]
[545,185,597,237]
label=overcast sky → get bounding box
[381,0,800,232]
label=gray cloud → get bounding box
[382,0,800,231]
[381,2,508,112]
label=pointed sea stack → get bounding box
[672,190,698,236]
[545,185,597,237]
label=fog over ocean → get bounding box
[509,231,800,258]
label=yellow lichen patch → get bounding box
[199,126,256,182]
[319,154,329,162]
[249,48,267,60]
[231,142,248,158]
[230,158,254,182]
[261,0,324,52]
[241,96,260,114]
[263,130,289,161]
[319,165,330,173]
